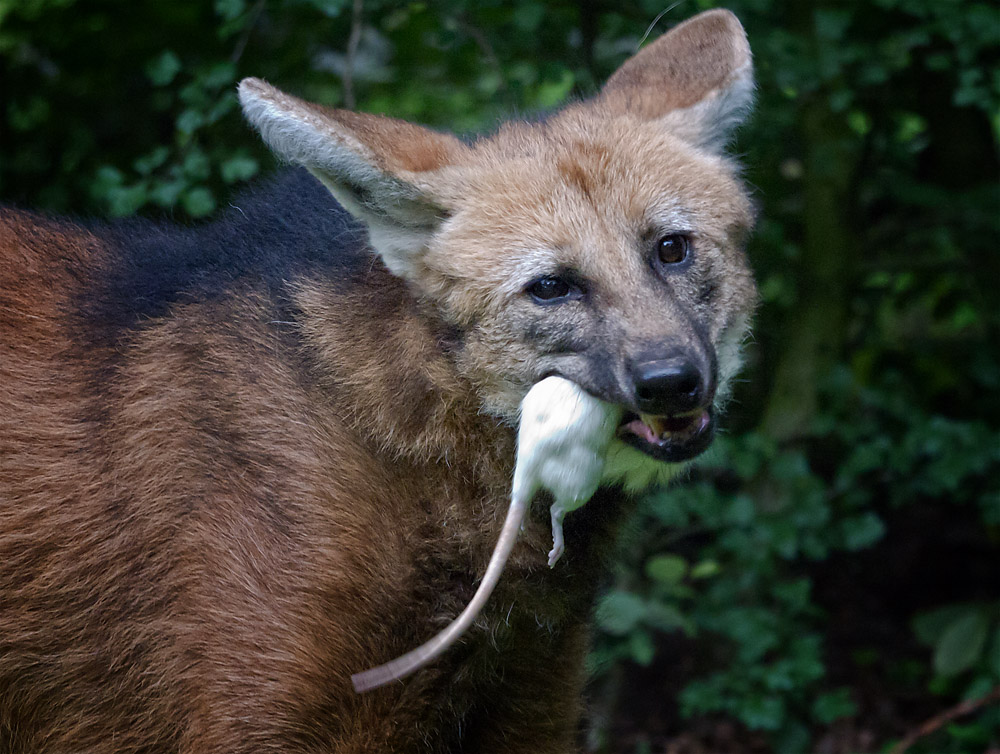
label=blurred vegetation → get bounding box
[2,0,998,752]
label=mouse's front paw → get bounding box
[547,542,564,568]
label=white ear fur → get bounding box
[238,78,447,278]
[660,63,754,154]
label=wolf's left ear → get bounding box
[238,78,468,279]
[599,9,753,153]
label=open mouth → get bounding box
[616,408,715,463]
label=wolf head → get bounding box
[239,10,757,490]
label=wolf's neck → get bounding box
[292,261,515,485]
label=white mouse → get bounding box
[513,376,621,566]
[350,376,619,693]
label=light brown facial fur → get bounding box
[1,10,757,752]
[423,116,755,418]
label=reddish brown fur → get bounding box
[0,206,614,751]
[1,10,757,752]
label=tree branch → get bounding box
[230,0,267,64]
[888,685,1000,754]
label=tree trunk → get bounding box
[760,89,856,440]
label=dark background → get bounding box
[2,1,998,751]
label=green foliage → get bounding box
[913,601,1000,684]
[2,0,998,751]
[1,0,599,216]
[595,369,999,749]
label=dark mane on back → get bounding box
[75,168,368,349]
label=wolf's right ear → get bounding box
[239,78,468,279]
[599,9,754,154]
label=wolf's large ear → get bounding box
[599,9,753,153]
[239,78,468,278]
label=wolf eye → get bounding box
[656,233,691,265]
[526,276,574,303]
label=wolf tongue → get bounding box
[640,413,669,438]
[640,412,700,439]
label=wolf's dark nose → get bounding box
[633,357,705,415]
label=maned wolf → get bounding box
[0,9,757,753]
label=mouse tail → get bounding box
[350,492,530,693]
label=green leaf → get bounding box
[133,146,170,176]
[92,165,125,193]
[220,155,259,184]
[179,81,211,109]
[181,187,216,217]
[726,494,756,526]
[913,603,978,646]
[513,4,544,32]
[205,93,237,125]
[149,179,185,208]
[176,109,205,136]
[181,149,211,180]
[594,591,647,636]
[690,560,720,580]
[534,68,574,109]
[679,674,727,717]
[933,610,990,677]
[644,601,694,635]
[740,694,785,730]
[304,0,349,17]
[848,109,872,136]
[7,96,50,131]
[895,113,928,144]
[772,579,811,611]
[214,0,245,21]
[812,688,857,724]
[645,554,687,586]
[814,9,851,41]
[946,718,993,748]
[841,512,885,551]
[645,489,690,527]
[628,630,656,666]
[200,62,237,91]
[765,518,799,559]
[146,51,182,87]
[106,183,149,217]
[963,675,995,704]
